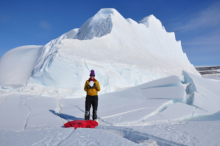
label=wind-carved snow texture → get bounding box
[31,29,79,77]
[139,15,155,27]
[74,9,113,40]
[0,45,42,87]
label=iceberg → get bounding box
[0,8,199,97]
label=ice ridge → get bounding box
[182,70,220,114]
[31,29,78,76]
[74,9,119,40]
[139,15,163,29]
[0,8,201,97]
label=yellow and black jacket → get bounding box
[84,79,101,96]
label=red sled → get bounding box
[64,120,99,129]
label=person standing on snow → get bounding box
[84,70,101,121]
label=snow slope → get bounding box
[0,71,220,145]
[0,8,199,97]
[0,45,42,87]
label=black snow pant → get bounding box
[85,95,98,120]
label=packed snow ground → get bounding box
[0,71,220,146]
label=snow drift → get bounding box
[0,45,42,88]
[0,8,199,97]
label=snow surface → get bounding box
[0,71,220,145]
[0,8,199,97]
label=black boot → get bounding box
[93,110,97,120]
[84,111,90,120]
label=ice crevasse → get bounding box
[0,8,199,97]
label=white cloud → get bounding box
[172,2,220,47]
[39,21,52,31]
[174,2,220,31]
[183,33,220,45]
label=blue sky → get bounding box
[0,0,219,66]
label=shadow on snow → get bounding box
[49,110,84,121]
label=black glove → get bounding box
[94,83,98,89]
[86,85,91,89]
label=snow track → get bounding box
[56,129,75,146]
[102,108,147,119]
[23,97,32,131]
[0,94,30,131]
[64,103,85,113]
[54,96,67,124]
